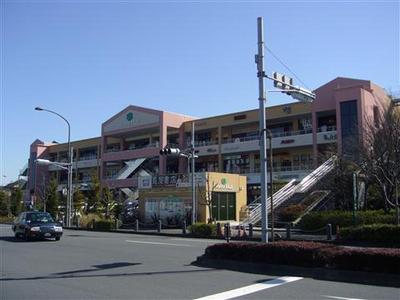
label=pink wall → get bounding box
[100,105,194,187]
[312,77,389,163]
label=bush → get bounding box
[0,215,15,224]
[279,204,305,222]
[93,220,115,231]
[203,241,400,273]
[188,223,217,237]
[79,213,104,229]
[299,210,396,233]
[339,224,400,244]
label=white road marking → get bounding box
[323,296,368,300]
[125,240,192,247]
[171,238,216,243]
[193,276,303,300]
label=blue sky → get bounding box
[1,0,399,184]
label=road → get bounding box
[0,224,398,300]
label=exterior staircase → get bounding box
[240,156,337,226]
[115,158,147,200]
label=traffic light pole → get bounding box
[256,17,268,243]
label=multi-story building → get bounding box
[24,77,390,209]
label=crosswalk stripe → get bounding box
[194,276,303,300]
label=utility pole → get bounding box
[256,17,268,243]
[268,132,274,242]
[191,121,196,224]
[396,179,399,225]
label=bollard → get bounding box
[135,219,139,232]
[114,219,118,230]
[224,223,230,243]
[286,223,291,240]
[158,219,162,233]
[216,223,222,237]
[241,226,247,238]
[248,223,253,238]
[76,217,79,229]
[326,223,332,240]
[92,219,96,230]
[182,220,187,235]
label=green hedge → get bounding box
[0,215,15,224]
[339,224,400,244]
[188,223,217,237]
[204,241,400,273]
[279,204,305,222]
[299,210,396,232]
[93,220,115,231]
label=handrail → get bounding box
[292,190,331,226]
[241,155,337,226]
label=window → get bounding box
[340,100,358,155]
[234,114,247,121]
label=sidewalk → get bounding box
[65,225,332,242]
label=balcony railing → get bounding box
[317,125,336,132]
[126,142,158,151]
[253,164,313,173]
[78,155,97,161]
[221,129,313,144]
[194,140,219,147]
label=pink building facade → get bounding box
[24,77,391,206]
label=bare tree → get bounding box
[359,103,400,222]
[197,173,218,224]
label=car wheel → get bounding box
[23,231,30,242]
[55,236,61,241]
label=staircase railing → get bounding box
[295,156,336,193]
[241,155,337,226]
[241,179,296,225]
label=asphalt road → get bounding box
[1,224,398,300]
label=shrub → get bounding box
[188,223,217,237]
[339,224,400,244]
[279,204,305,222]
[79,213,104,229]
[0,215,15,224]
[299,210,396,233]
[93,220,115,231]
[203,241,400,273]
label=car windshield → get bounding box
[27,213,54,223]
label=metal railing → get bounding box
[78,155,98,161]
[317,126,336,132]
[241,156,336,226]
[241,179,297,225]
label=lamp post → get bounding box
[35,107,73,227]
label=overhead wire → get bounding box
[264,45,311,91]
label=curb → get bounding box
[194,257,400,288]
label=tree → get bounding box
[359,103,400,221]
[0,190,10,216]
[73,188,85,213]
[86,173,101,213]
[10,187,23,216]
[197,174,218,223]
[46,179,59,217]
[101,186,115,219]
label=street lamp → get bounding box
[35,107,73,227]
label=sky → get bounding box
[1,0,399,184]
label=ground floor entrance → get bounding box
[211,192,236,221]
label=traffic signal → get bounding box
[159,147,181,156]
[273,72,293,90]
